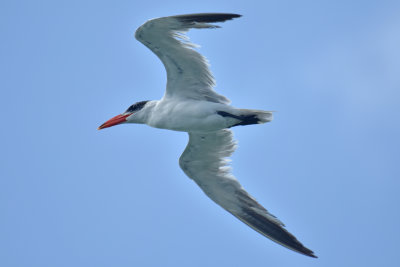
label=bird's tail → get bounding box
[241,109,273,124]
[217,109,273,127]
[235,109,273,126]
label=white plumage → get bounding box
[98,13,316,258]
[135,14,229,104]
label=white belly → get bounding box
[146,100,236,132]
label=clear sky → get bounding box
[1,0,400,266]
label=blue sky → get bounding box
[1,0,400,266]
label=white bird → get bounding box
[98,13,317,258]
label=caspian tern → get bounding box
[98,13,317,258]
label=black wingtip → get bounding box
[303,248,318,258]
[175,13,242,24]
[238,205,318,258]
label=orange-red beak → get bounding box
[98,113,131,130]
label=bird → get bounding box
[98,13,317,258]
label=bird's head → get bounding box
[98,100,150,130]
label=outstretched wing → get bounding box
[135,13,241,104]
[179,129,317,258]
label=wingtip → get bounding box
[174,13,242,24]
[280,241,317,258]
[299,248,318,258]
[283,239,318,258]
[234,203,318,259]
[294,243,317,258]
[305,252,318,258]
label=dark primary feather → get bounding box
[174,13,242,24]
[236,194,317,258]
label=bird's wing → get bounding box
[179,129,317,258]
[135,13,241,104]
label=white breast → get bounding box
[146,99,235,132]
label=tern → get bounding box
[98,13,316,258]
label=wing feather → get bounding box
[179,130,317,258]
[135,13,241,104]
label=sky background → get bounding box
[1,0,400,266]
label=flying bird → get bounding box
[98,13,316,258]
